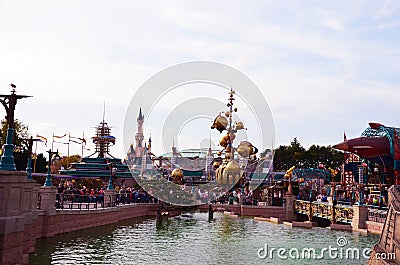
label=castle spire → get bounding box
[134,108,145,156]
[138,107,144,121]
[148,133,152,152]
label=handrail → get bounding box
[55,193,157,210]
[367,208,388,224]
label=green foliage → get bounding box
[0,119,34,170]
[58,155,81,169]
[0,119,30,152]
[270,138,344,171]
[259,148,271,158]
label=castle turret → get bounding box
[148,134,152,153]
[134,108,145,157]
[206,139,214,174]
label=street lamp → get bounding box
[351,185,356,204]
[44,149,60,187]
[332,183,337,203]
[108,162,116,190]
[0,85,31,171]
[357,162,366,205]
[24,136,40,179]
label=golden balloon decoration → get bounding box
[211,115,228,133]
[210,88,259,186]
[171,168,184,185]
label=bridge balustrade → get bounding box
[334,205,353,224]
[294,198,393,226]
[294,199,354,224]
[294,200,310,215]
[312,201,333,220]
[367,208,388,223]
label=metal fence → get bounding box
[367,208,388,223]
[54,193,158,210]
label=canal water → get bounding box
[30,212,379,265]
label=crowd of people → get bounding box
[209,187,259,205]
[56,183,157,208]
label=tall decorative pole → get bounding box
[358,162,364,205]
[211,88,249,188]
[308,187,313,221]
[44,149,59,187]
[24,136,40,179]
[108,162,115,190]
[0,84,31,171]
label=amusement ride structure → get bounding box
[59,118,132,182]
[210,88,259,187]
[333,122,400,186]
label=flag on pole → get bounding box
[78,137,86,145]
[343,131,348,163]
[53,134,67,138]
[36,135,48,146]
[70,136,87,145]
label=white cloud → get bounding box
[374,0,400,20]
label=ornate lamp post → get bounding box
[351,184,356,204]
[0,85,31,171]
[308,183,313,221]
[24,136,40,179]
[358,162,366,205]
[44,149,60,187]
[332,182,337,203]
[108,162,116,190]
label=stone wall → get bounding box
[0,171,39,265]
[365,221,384,235]
[40,204,161,238]
[241,205,286,220]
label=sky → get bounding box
[0,0,399,158]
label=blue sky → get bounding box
[0,1,399,157]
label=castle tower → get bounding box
[148,134,152,153]
[134,108,145,157]
[206,138,213,173]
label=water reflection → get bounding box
[30,212,379,265]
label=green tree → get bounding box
[259,148,272,158]
[272,138,343,172]
[273,138,306,170]
[0,119,30,152]
[56,155,81,171]
[0,119,32,171]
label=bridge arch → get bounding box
[293,168,332,182]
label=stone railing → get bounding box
[294,200,354,224]
[335,204,353,224]
[294,199,310,215]
[367,208,388,224]
[312,201,334,221]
